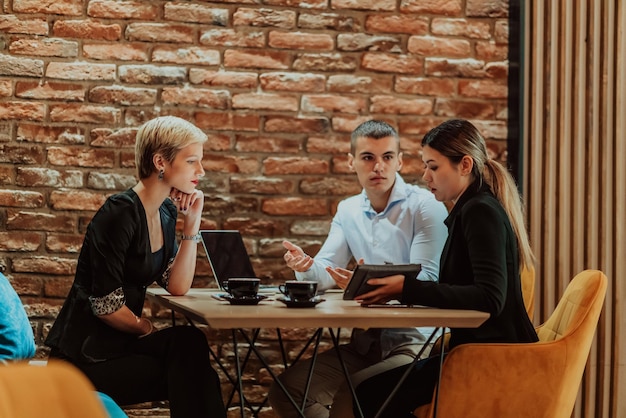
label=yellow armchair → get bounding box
[0,360,109,418]
[415,269,607,418]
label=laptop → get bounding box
[199,230,277,292]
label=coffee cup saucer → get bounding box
[222,294,269,305]
[277,295,325,308]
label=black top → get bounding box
[401,181,538,348]
[46,189,178,363]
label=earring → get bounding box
[158,169,164,180]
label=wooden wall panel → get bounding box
[523,1,625,417]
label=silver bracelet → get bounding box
[181,233,201,243]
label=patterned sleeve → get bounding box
[88,287,125,315]
[156,257,175,291]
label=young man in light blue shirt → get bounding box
[268,120,448,418]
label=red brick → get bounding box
[398,117,442,136]
[337,34,400,52]
[264,157,328,175]
[126,23,194,43]
[434,99,495,119]
[264,116,329,133]
[370,95,432,115]
[269,31,334,50]
[362,53,423,74]
[50,104,121,124]
[11,256,77,275]
[163,3,228,24]
[300,177,360,195]
[0,15,48,35]
[400,0,462,15]
[259,72,325,92]
[466,0,509,17]
[425,58,485,77]
[458,79,508,99]
[264,0,326,8]
[223,219,288,237]
[476,41,509,61]
[195,112,260,132]
[431,18,492,39]
[233,8,296,28]
[0,101,45,121]
[152,46,220,65]
[200,29,265,48]
[298,13,355,31]
[408,36,471,58]
[262,198,327,216]
[0,231,41,252]
[486,61,508,78]
[120,151,136,168]
[306,135,350,154]
[0,144,45,164]
[89,86,157,106]
[163,87,230,109]
[224,50,290,70]
[331,116,378,133]
[190,70,258,88]
[235,135,302,153]
[49,190,107,211]
[87,0,159,19]
[232,93,298,111]
[119,65,186,84]
[301,95,366,114]
[87,172,136,190]
[90,128,137,148]
[47,146,115,168]
[10,38,78,58]
[13,0,82,15]
[331,0,395,11]
[289,220,331,236]
[0,55,44,77]
[15,81,85,101]
[327,75,392,93]
[365,15,428,35]
[0,190,44,208]
[46,62,116,81]
[202,154,259,174]
[469,120,507,140]
[6,210,75,234]
[53,20,121,41]
[230,176,294,195]
[0,80,12,97]
[494,20,509,43]
[395,77,456,96]
[17,124,84,144]
[83,43,149,61]
[0,166,13,185]
[203,133,232,152]
[202,196,258,217]
[43,276,75,297]
[293,53,357,72]
[16,167,83,188]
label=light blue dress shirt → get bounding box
[296,174,449,357]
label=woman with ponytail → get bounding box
[352,119,538,417]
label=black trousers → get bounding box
[354,355,442,418]
[72,326,226,418]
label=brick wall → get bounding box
[1,0,510,416]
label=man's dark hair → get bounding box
[350,120,399,154]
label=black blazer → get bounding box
[46,189,178,362]
[401,181,537,348]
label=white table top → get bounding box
[146,288,489,330]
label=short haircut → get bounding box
[350,120,399,154]
[135,116,207,179]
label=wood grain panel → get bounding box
[523,1,625,417]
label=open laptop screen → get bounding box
[199,230,257,290]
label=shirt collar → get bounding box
[360,173,408,216]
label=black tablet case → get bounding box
[343,264,422,300]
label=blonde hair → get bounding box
[135,116,207,179]
[422,119,535,271]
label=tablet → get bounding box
[343,264,421,300]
